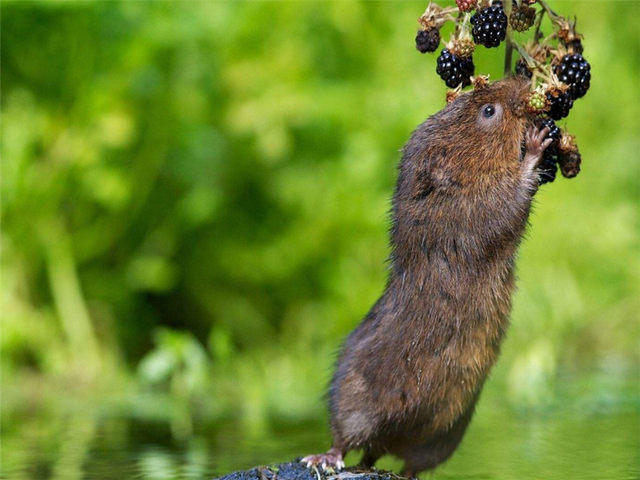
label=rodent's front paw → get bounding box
[523,125,554,172]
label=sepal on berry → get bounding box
[419,3,457,31]
[446,85,463,103]
[471,74,490,89]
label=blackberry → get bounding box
[546,89,573,120]
[436,49,475,88]
[526,91,548,114]
[471,1,508,48]
[554,53,591,99]
[456,0,478,13]
[538,156,558,185]
[509,4,537,32]
[538,118,561,156]
[450,38,476,59]
[416,28,441,53]
[515,59,533,78]
[558,149,581,178]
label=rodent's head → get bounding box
[463,75,532,134]
[406,76,533,181]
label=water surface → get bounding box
[2,391,639,480]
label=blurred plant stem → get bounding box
[42,220,101,376]
[51,412,97,480]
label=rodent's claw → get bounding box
[523,125,552,173]
[301,452,345,471]
[525,126,551,160]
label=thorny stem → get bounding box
[504,35,514,76]
[534,9,545,43]
[503,0,513,76]
[537,0,560,22]
[454,9,464,35]
[511,40,538,70]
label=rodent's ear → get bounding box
[477,103,503,129]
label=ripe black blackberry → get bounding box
[546,89,573,120]
[539,118,561,155]
[436,49,475,88]
[554,53,591,99]
[416,29,441,53]
[515,59,532,78]
[558,149,581,178]
[471,1,508,48]
[535,118,562,185]
[538,156,558,185]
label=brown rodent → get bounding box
[303,76,553,476]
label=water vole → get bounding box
[303,76,553,476]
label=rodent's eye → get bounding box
[477,103,503,128]
[482,105,496,118]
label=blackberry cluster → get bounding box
[416,29,441,53]
[436,49,475,88]
[471,1,508,48]
[555,53,591,99]
[546,90,573,120]
[515,59,533,78]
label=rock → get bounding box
[215,460,409,480]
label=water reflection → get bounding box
[2,397,639,480]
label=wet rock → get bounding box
[215,460,409,480]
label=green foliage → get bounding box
[1,0,639,425]
[138,328,208,391]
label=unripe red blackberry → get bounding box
[416,28,441,53]
[471,1,508,48]
[509,4,537,32]
[456,0,478,13]
[554,53,591,99]
[546,89,573,120]
[436,49,475,88]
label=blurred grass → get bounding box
[1,0,639,427]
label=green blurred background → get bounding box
[1,0,639,474]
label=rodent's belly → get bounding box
[399,322,505,434]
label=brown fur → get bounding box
[324,77,540,474]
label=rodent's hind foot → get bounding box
[401,468,418,479]
[301,447,345,470]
